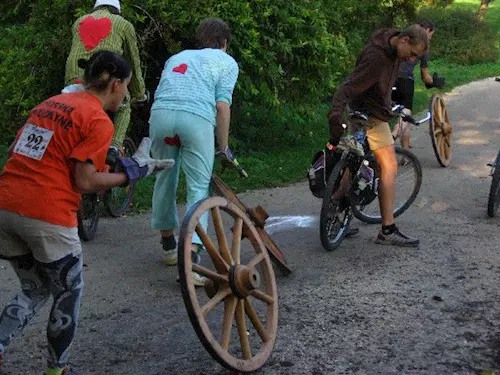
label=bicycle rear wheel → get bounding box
[320,159,353,251]
[104,137,137,217]
[352,147,422,224]
[77,194,100,241]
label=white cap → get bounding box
[94,0,120,12]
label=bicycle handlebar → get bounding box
[392,104,431,126]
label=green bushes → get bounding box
[0,0,497,150]
[418,7,498,64]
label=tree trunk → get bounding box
[477,0,491,21]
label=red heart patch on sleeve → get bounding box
[172,64,188,74]
[78,16,113,51]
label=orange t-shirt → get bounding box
[0,92,114,227]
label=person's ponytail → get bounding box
[81,51,131,92]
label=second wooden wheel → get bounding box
[178,196,278,372]
[429,94,452,167]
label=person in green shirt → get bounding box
[64,0,147,163]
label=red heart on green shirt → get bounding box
[173,64,188,74]
[78,16,112,51]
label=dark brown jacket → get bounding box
[328,28,402,138]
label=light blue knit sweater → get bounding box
[152,48,239,126]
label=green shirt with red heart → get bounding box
[64,8,145,100]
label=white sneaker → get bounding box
[176,272,208,287]
[164,249,178,266]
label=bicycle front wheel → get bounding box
[320,159,353,251]
[352,147,422,224]
[104,137,137,217]
[77,194,100,241]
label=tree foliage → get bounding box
[0,0,496,148]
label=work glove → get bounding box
[216,146,248,178]
[217,146,236,169]
[425,72,446,89]
[105,146,120,170]
[117,137,175,184]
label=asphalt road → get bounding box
[1,78,499,374]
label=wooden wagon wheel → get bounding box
[429,94,452,167]
[178,196,279,372]
[211,174,292,275]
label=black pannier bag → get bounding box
[307,148,341,198]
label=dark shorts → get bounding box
[392,77,415,111]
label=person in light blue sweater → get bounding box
[149,18,239,285]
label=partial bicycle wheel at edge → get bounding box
[352,147,422,224]
[487,163,500,217]
[77,194,100,241]
[320,159,353,251]
[104,137,137,217]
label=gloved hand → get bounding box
[216,146,236,169]
[425,72,446,89]
[105,146,120,170]
[216,146,248,178]
[117,137,175,184]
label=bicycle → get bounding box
[77,95,151,241]
[319,107,425,251]
[487,150,500,217]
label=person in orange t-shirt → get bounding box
[0,51,173,375]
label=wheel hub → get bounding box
[442,122,452,136]
[228,264,261,299]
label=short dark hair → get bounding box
[195,18,231,49]
[78,51,131,92]
[94,5,120,15]
[399,24,429,51]
[418,19,436,31]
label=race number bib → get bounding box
[14,124,54,160]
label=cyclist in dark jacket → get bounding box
[327,25,428,247]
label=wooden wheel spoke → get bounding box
[221,296,238,349]
[231,218,243,265]
[200,286,232,316]
[236,299,252,359]
[192,264,228,284]
[247,252,266,269]
[244,298,270,342]
[211,206,233,265]
[440,136,447,159]
[250,289,275,305]
[196,224,229,273]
